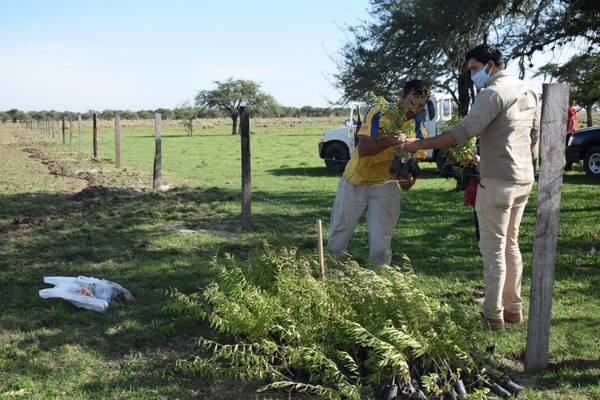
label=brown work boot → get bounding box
[482,314,505,331]
[503,310,523,324]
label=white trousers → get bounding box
[327,177,400,266]
[476,177,532,320]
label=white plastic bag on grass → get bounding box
[39,276,134,313]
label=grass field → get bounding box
[1,119,599,399]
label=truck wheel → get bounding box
[583,146,600,178]
[324,142,349,172]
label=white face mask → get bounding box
[471,64,490,88]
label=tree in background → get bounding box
[506,0,599,75]
[174,102,200,136]
[537,54,600,127]
[136,110,155,120]
[335,0,509,116]
[195,79,278,134]
[336,0,599,117]
[1,105,346,122]
[5,109,30,123]
[100,109,116,120]
[120,110,136,119]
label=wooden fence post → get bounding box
[61,115,66,145]
[317,219,325,280]
[78,115,83,153]
[93,113,98,159]
[69,119,73,146]
[153,113,162,190]
[524,83,569,372]
[239,106,252,231]
[115,112,121,168]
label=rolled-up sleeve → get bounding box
[451,90,503,145]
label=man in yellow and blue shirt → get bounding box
[327,80,429,266]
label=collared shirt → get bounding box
[343,105,396,185]
[343,105,426,185]
[451,70,540,184]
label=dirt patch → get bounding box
[0,199,85,235]
[23,147,99,185]
[70,186,113,201]
[1,214,46,235]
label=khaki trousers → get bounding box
[476,177,532,321]
[327,177,400,266]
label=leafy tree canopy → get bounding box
[537,54,600,126]
[195,79,278,134]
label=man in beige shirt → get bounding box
[405,44,539,331]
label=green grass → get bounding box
[1,120,599,399]
[576,112,600,129]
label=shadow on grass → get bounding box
[267,166,449,181]
[549,358,600,371]
[0,185,340,397]
[1,180,599,397]
[563,173,600,185]
[267,167,341,177]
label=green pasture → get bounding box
[1,120,599,399]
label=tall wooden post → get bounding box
[153,113,162,190]
[239,107,252,231]
[78,115,83,153]
[61,115,66,145]
[115,112,121,168]
[317,219,325,280]
[525,83,569,372]
[69,119,73,145]
[92,113,98,159]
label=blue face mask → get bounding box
[471,64,490,88]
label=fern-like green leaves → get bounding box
[166,248,490,398]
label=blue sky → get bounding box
[1,1,581,112]
[0,0,370,111]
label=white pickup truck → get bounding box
[318,95,454,171]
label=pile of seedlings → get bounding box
[165,247,523,399]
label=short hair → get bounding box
[402,79,429,98]
[465,44,503,68]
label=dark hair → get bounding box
[465,44,503,68]
[402,79,429,98]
